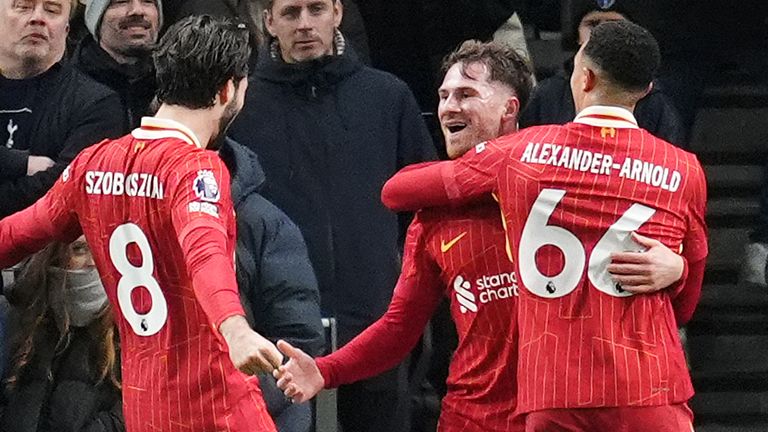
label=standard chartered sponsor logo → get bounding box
[453,276,478,313]
[453,272,519,314]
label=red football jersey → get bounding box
[317,201,522,432]
[0,118,276,432]
[388,107,707,413]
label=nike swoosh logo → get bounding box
[441,232,467,253]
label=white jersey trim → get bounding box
[132,117,203,148]
[573,105,639,129]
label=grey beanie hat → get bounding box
[84,0,164,41]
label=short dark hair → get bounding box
[441,40,534,111]
[583,20,660,92]
[153,15,251,109]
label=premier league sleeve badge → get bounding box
[193,170,221,203]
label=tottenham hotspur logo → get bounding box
[193,170,220,203]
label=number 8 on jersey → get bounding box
[109,223,169,336]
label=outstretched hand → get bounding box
[608,232,684,294]
[274,340,324,404]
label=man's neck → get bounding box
[578,92,637,115]
[0,59,51,80]
[154,104,218,149]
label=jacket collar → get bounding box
[219,138,266,208]
[254,33,361,88]
[573,105,639,129]
[131,117,202,148]
[73,36,154,82]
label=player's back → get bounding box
[67,120,273,431]
[497,108,707,412]
[417,202,522,432]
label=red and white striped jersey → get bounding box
[443,106,707,412]
[382,106,707,413]
[0,117,276,432]
[316,200,522,431]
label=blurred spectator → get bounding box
[520,1,686,148]
[228,1,436,431]
[71,0,160,130]
[0,0,124,218]
[219,138,325,432]
[169,0,371,66]
[742,165,768,289]
[0,238,123,432]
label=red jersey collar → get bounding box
[573,105,639,129]
[132,117,203,148]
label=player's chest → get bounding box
[428,222,518,322]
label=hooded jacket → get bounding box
[220,139,324,356]
[71,36,156,131]
[228,46,436,337]
[220,139,323,432]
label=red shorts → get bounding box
[437,407,525,432]
[525,403,694,432]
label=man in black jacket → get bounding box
[520,1,687,148]
[228,1,437,430]
[71,0,160,130]
[0,0,124,219]
[220,138,325,432]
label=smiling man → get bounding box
[227,1,437,431]
[72,0,160,129]
[0,0,123,218]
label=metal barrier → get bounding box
[315,317,339,432]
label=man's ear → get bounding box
[500,95,520,134]
[217,79,236,105]
[333,0,343,28]
[582,67,597,93]
[504,95,520,120]
[264,9,276,37]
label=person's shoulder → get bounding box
[56,63,117,101]
[354,65,412,93]
[238,191,304,239]
[637,129,704,172]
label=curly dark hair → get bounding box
[583,20,660,92]
[154,15,252,109]
[441,40,534,111]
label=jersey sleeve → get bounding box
[381,140,507,212]
[672,159,709,325]
[169,151,244,329]
[0,156,83,268]
[316,215,444,388]
[682,161,708,264]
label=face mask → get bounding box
[49,267,109,327]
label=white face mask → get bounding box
[49,267,109,327]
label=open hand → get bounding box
[608,232,684,294]
[274,340,324,403]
